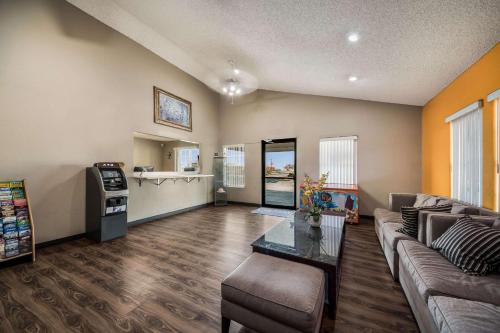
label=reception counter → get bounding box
[131,172,214,187]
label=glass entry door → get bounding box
[262,138,296,209]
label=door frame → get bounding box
[261,138,297,209]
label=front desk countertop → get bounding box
[130,172,214,187]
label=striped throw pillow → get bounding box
[432,217,500,275]
[397,203,452,238]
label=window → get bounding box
[175,147,199,172]
[319,136,357,184]
[223,144,245,188]
[446,101,483,206]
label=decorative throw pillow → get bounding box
[432,217,500,275]
[413,194,439,208]
[398,206,420,238]
[397,203,453,238]
[436,198,454,206]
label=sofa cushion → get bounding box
[478,207,499,217]
[389,193,417,212]
[493,219,500,230]
[398,204,452,238]
[374,208,403,225]
[450,203,480,215]
[426,214,497,247]
[432,217,500,275]
[397,240,500,306]
[428,296,500,333]
[382,222,415,249]
[221,253,324,332]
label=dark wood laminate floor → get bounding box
[0,205,418,333]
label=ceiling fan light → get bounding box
[347,33,359,42]
[221,59,251,100]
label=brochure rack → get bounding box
[0,180,35,263]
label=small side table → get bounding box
[300,183,359,224]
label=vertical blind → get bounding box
[319,136,358,184]
[223,144,245,188]
[449,106,482,206]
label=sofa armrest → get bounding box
[425,214,461,247]
[425,214,497,247]
[418,210,436,243]
[389,193,417,212]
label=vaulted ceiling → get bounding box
[68,0,500,106]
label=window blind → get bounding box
[450,106,482,206]
[223,144,245,188]
[320,136,357,184]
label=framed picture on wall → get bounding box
[154,86,192,131]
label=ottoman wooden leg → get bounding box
[221,316,231,333]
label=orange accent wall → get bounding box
[422,43,500,209]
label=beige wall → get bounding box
[0,0,219,242]
[133,138,164,171]
[219,90,422,215]
[0,0,423,243]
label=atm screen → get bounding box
[101,170,120,178]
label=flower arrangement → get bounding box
[302,173,329,225]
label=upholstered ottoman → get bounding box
[221,253,325,333]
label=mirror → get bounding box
[133,132,200,173]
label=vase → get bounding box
[308,215,322,228]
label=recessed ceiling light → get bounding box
[233,68,240,75]
[222,87,228,94]
[348,76,358,82]
[347,33,359,42]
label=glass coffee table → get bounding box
[251,211,346,318]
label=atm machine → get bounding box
[86,162,129,242]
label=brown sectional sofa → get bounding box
[374,192,413,248]
[428,296,500,333]
[374,193,500,333]
[374,193,498,280]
